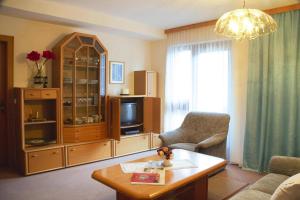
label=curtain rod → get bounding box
[165,3,300,34]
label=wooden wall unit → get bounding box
[114,134,150,157]
[63,123,107,143]
[14,34,163,175]
[26,146,64,174]
[52,32,108,143]
[15,88,63,175]
[50,32,115,168]
[151,133,162,149]
[110,95,161,156]
[65,140,113,166]
[134,70,157,97]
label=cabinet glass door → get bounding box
[61,34,107,127]
[88,47,100,123]
[63,38,80,125]
[75,47,88,125]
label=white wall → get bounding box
[150,40,167,130]
[0,14,151,95]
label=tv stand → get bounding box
[120,123,143,129]
[122,129,140,135]
[109,95,161,156]
[121,123,143,135]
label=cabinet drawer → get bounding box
[27,148,64,174]
[66,141,112,166]
[151,133,162,149]
[24,90,41,99]
[63,124,107,143]
[41,90,57,99]
[115,134,150,156]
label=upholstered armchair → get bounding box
[159,112,230,159]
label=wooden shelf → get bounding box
[24,144,64,152]
[64,64,74,68]
[64,122,102,128]
[24,120,57,125]
[120,133,149,139]
[88,65,98,68]
[120,123,143,129]
[15,88,61,175]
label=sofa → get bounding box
[159,112,230,159]
[230,156,300,200]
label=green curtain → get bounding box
[243,10,300,172]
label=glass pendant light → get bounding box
[214,0,278,40]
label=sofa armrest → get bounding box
[159,128,183,146]
[269,156,300,176]
[196,133,227,150]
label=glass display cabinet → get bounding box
[53,32,108,143]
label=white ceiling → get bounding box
[1,0,299,39]
[46,0,299,29]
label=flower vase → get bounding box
[33,68,47,88]
[162,159,172,167]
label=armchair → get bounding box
[159,112,230,159]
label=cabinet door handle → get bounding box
[30,93,34,96]
[31,154,38,158]
[52,151,59,155]
[70,148,75,151]
[45,93,50,96]
[103,143,107,146]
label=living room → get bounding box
[0,0,299,200]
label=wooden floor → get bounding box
[208,164,265,200]
[219,164,264,185]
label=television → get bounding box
[120,102,137,126]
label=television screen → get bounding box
[121,102,137,125]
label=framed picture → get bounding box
[109,61,125,84]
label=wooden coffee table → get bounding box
[92,149,226,200]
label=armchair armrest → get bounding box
[196,133,227,150]
[159,128,184,146]
[269,156,300,176]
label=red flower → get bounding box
[26,51,40,61]
[42,50,55,60]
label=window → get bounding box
[164,41,231,131]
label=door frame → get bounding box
[0,35,14,167]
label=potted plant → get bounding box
[157,147,174,167]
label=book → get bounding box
[130,168,165,185]
[131,172,160,183]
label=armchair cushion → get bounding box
[159,128,186,146]
[196,132,227,150]
[168,143,197,152]
[249,173,289,195]
[269,156,300,177]
[230,190,271,200]
[271,173,300,200]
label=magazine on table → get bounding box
[130,168,165,185]
[120,159,197,173]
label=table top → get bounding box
[92,149,226,200]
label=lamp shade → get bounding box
[214,9,277,40]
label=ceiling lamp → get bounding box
[214,0,278,40]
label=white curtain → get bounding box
[164,40,232,131]
[164,26,247,164]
